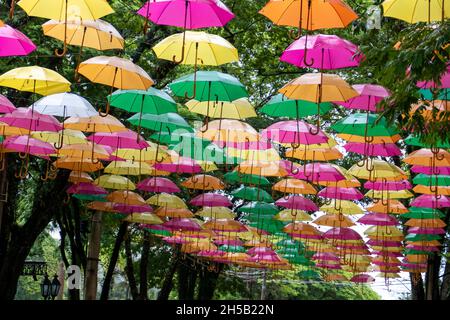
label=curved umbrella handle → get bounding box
[338,213,345,222]
[334,199,342,211]
[355,157,367,168]
[55,1,68,57]
[290,161,299,175]
[98,101,110,118]
[54,130,64,150]
[323,198,332,206]
[184,43,199,100]
[302,32,315,67]
[18,152,28,159]
[9,0,15,19]
[308,121,321,136]
[200,117,209,133]
[55,44,68,57]
[15,155,29,179]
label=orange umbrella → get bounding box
[283,222,320,234]
[203,219,247,232]
[198,119,260,143]
[64,114,127,133]
[68,171,93,183]
[409,100,450,120]
[404,148,450,167]
[56,142,109,159]
[86,201,118,212]
[0,122,30,135]
[313,213,355,228]
[405,218,446,228]
[413,184,450,196]
[286,147,343,161]
[337,133,402,144]
[367,200,409,214]
[273,178,316,194]
[236,160,289,177]
[154,207,194,218]
[106,190,147,206]
[181,174,225,190]
[53,157,103,172]
[77,56,154,116]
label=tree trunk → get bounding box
[409,273,425,300]
[177,261,190,300]
[197,264,223,301]
[425,252,441,300]
[84,211,103,300]
[138,231,150,300]
[157,245,180,300]
[124,231,139,300]
[100,222,128,301]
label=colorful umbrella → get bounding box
[382,0,450,23]
[0,20,36,56]
[260,94,331,119]
[137,177,181,193]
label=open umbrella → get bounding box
[0,20,36,56]
[382,0,450,23]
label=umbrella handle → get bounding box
[14,155,29,179]
[323,198,332,206]
[184,44,199,100]
[365,158,375,172]
[338,213,345,222]
[9,0,15,19]
[55,45,68,57]
[290,162,299,175]
[18,152,28,159]
[289,28,302,40]
[291,142,300,150]
[191,175,199,184]
[63,193,71,205]
[334,199,342,211]
[302,32,315,67]
[91,158,100,164]
[283,193,290,201]
[54,130,64,150]
[308,121,320,136]
[200,117,209,133]
[55,1,68,57]
[355,157,367,168]
[98,101,110,118]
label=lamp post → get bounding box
[41,273,61,300]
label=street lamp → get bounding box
[40,273,61,300]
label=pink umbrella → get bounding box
[350,274,375,283]
[102,145,124,161]
[312,252,340,262]
[344,142,401,157]
[275,195,319,212]
[0,94,16,113]
[373,260,401,267]
[196,250,226,258]
[367,239,402,247]
[317,187,363,201]
[290,233,323,240]
[154,156,202,174]
[214,238,243,246]
[0,22,36,57]
[138,0,235,29]
[417,64,450,89]
[162,236,190,244]
[407,227,446,235]
[402,263,427,269]
[280,34,363,70]
[261,121,328,146]
[249,253,282,263]
[411,165,450,175]
[247,247,277,256]
[292,163,346,183]
[137,177,181,193]
[114,203,153,213]
[410,194,450,208]
[87,129,149,150]
[214,139,273,150]
[1,108,62,132]
[364,179,412,191]
[315,262,341,270]
[357,213,399,226]
[336,84,390,112]
[323,227,362,240]
[3,135,55,156]
[163,218,202,231]
[67,182,108,195]
[405,244,440,251]
[190,193,232,207]
[373,251,403,257]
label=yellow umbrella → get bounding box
[0,66,70,96]
[154,207,194,219]
[0,123,30,136]
[364,226,404,237]
[78,56,154,116]
[382,0,450,23]
[236,160,288,177]
[186,98,257,119]
[196,206,235,219]
[17,0,114,55]
[226,148,280,162]
[31,129,87,145]
[55,142,109,160]
[198,161,218,172]
[273,178,316,195]
[94,174,136,191]
[320,200,364,215]
[286,147,343,161]
[124,213,163,225]
[64,114,127,133]
[114,145,167,162]
[274,209,312,222]
[146,193,187,209]
[365,189,414,199]
[107,190,146,206]
[313,213,355,228]
[348,159,408,181]
[104,160,168,176]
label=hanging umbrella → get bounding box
[280,34,363,69]
[286,147,343,161]
[236,160,290,177]
[336,84,390,112]
[413,174,450,186]
[196,206,235,219]
[332,113,399,137]
[410,194,450,208]
[53,157,104,172]
[223,171,270,186]
[348,159,407,181]
[0,66,71,96]
[1,108,62,132]
[275,195,318,212]
[0,20,36,56]
[17,0,114,55]
[203,219,247,232]
[68,171,92,183]
[104,160,162,176]
[279,73,358,134]
[107,190,147,206]
[231,186,273,202]
[186,98,257,119]
[344,142,402,157]
[293,163,346,183]
[137,177,181,193]
[368,200,409,214]
[318,187,364,201]
[320,200,364,215]
[261,120,328,147]
[127,112,192,133]
[3,135,55,157]
[155,207,193,219]
[198,119,259,144]
[382,0,450,23]
[124,213,163,225]
[358,213,399,226]
[94,175,136,191]
[313,213,355,228]
[181,174,225,190]
[0,94,16,114]
[190,193,232,207]
[78,56,154,116]
[260,94,331,118]
[67,182,107,195]
[147,193,187,209]
[272,178,316,195]
[88,130,149,150]
[364,179,412,191]
[238,201,279,216]
[275,209,312,222]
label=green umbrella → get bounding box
[413,174,450,186]
[249,220,284,233]
[245,213,277,222]
[237,201,279,215]
[231,186,274,202]
[108,87,177,114]
[72,194,107,202]
[404,249,434,255]
[260,94,332,118]
[145,228,172,237]
[150,132,175,145]
[419,88,449,101]
[223,171,271,186]
[331,113,399,137]
[276,239,305,249]
[127,112,193,133]
[286,255,315,266]
[405,233,441,241]
[169,71,248,102]
[404,134,450,148]
[219,245,245,253]
[400,207,445,219]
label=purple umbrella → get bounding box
[261,120,328,145]
[1,108,62,132]
[411,165,450,175]
[344,142,402,157]
[336,84,390,112]
[364,179,412,191]
[0,22,36,57]
[163,218,202,231]
[114,203,153,213]
[87,129,149,150]
[137,177,181,193]
[190,193,232,207]
[323,227,362,240]
[138,0,235,29]
[275,195,318,212]
[410,194,450,208]
[66,182,108,195]
[357,212,399,226]
[0,94,16,113]
[280,34,363,70]
[317,187,363,201]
